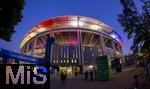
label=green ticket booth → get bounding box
[96,55,112,80]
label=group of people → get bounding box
[58,60,150,89]
[84,70,95,81]
[60,70,95,83]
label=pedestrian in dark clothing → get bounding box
[94,69,97,80]
[90,70,93,81]
[63,72,67,87]
[133,74,140,89]
[60,71,65,85]
[116,64,122,73]
[146,60,150,81]
[75,71,78,77]
[84,70,88,80]
[60,71,67,86]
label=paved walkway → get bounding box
[50,66,146,89]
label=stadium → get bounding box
[20,15,124,73]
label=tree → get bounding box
[0,0,25,41]
[118,0,150,56]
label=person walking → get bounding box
[74,71,78,77]
[84,70,88,80]
[60,71,65,86]
[146,59,150,81]
[132,74,140,89]
[90,70,93,81]
[94,69,97,80]
[63,72,67,87]
[60,71,67,87]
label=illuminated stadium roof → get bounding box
[20,15,123,49]
[109,31,123,46]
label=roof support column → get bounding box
[111,40,117,58]
[100,35,106,56]
[32,37,37,57]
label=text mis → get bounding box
[6,65,47,84]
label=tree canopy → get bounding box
[0,0,25,41]
[118,0,150,56]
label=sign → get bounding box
[0,48,42,63]
[0,37,54,64]
[0,64,50,89]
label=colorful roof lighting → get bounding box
[20,15,123,49]
[109,31,123,46]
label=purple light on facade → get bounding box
[70,39,77,45]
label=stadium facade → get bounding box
[20,15,124,73]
